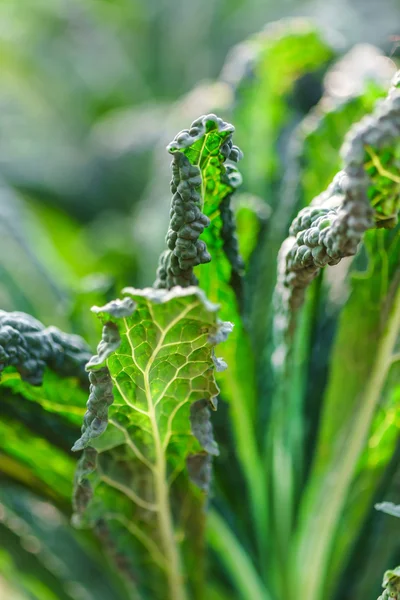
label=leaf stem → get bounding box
[293,280,400,600]
[207,510,272,600]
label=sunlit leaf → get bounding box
[73,286,230,600]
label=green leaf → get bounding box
[0,310,91,386]
[234,20,335,367]
[222,18,335,200]
[0,417,75,504]
[290,45,395,210]
[154,114,268,568]
[257,67,397,598]
[0,309,90,451]
[0,310,91,499]
[266,71,400,600]
[154,114,243,292]
[207,511,271,600]
[207,510,271,600]
[291,227,400,600]
[274,72,400,345]
[72,286,231,600]
[323,362,400,599]
[233,194,270,266]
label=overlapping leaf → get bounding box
[282,72,400,595]
[292,227,400,600]
[0,310,91,497]
[221,19,336,200]
[153,113,268,563]
[286,44,395,210]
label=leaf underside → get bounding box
[73,286,230,600]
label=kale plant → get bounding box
[0,21,399,600]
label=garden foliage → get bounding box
[0,19,399,600]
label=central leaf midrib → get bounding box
[126,300,198,600]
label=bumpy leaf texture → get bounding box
[292,227,400,600]
[72,286,231,600]
[285,44,395,212]
[0,312,129,599]
[153,114,267,561]
[0,310,90,385]
[284,73,400,600]
[154,114,243,292]
[0,310,90,502]
[274,71,400,345]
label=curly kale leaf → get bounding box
[154,114,243,292]
[275,72,400,338]
[0,310,90,385]
[72,286,231,600]
[154,114,268,562]
[266,70,400,600]
[0,310,91,502]
[286,44,395,212]
[292,226,400,600]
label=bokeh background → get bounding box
[1,0,400,340]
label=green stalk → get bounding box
[292,281,400,600]
[207,510,272,600]
[263,277,321,596]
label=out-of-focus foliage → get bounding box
[221,19,336,200]
[0,484,128,600]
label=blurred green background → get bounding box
[1,0,399,342]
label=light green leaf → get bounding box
[222,18,335,200]
[269,71,400,600]
[154,114,267,566]
[290,45,395,210]
[73,286,231,600]
[233,194,270,266]
[292,227,400,600]
[207,510,271,600]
